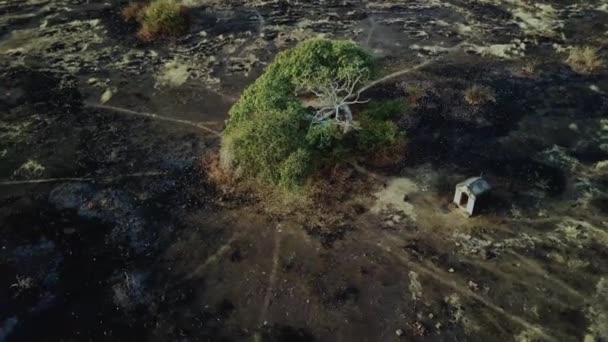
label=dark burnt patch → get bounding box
[201,9,261,36]
[403,239,442,261]
[562,9,608,43]
[99,5,143,44]
[572,142,608,164]
[591,197,608,215]
[304,223,353,248]
[261,324,314,342]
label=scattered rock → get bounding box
[468,280,479,291]
[408,321,427,336]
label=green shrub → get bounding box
[364,99,408,120]
[357,118,398,152]
[136,0,188,41]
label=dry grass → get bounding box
[463,85,496,107]
[121,2,147,22]
[520,59,538,77]
[365,138,407,169]
[203,153,236,189]
[204,153,376,228]
[122,0,188,41]
[566,46,604,74]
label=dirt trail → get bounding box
[376,233,559,342]
[187,233,240,279]
[357,43,465,95]
[253,228,282,342]
[85,102,224,137]
[0,171,166,186]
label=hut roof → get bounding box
[457,177,491,196]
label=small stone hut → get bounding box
[453,177,491,216]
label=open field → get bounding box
[1,0,608,340]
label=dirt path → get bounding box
[85,102,224,137]
[253,227,282,342]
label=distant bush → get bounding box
[122,0,188,41]
[463,85,496,107]
[220,39,398,190]
[566,46,603,74]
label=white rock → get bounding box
[100,88,113,104]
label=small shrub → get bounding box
[364,99,408,121]
[566,46,603,74]
[404,86,426,108]
[463,85,496,107]
[133,0,188,41]
[357,118,398,152]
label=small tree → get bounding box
[220,39,382,189]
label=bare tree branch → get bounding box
[305,69,369,132]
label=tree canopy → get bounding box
[220,38,401,189]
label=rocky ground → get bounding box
[1,0,608,341]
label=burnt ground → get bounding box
[1,0,608,341]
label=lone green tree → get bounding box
[220,39,397,189]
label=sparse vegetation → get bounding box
[122,0,188,41]
[405,86,425,108]
[220,39,402,190]
[463,85,496,107]
[566,46,603,74]
[587,277,608,341]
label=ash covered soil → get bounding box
[1,0,608,341]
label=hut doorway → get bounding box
[459,193,469,207]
